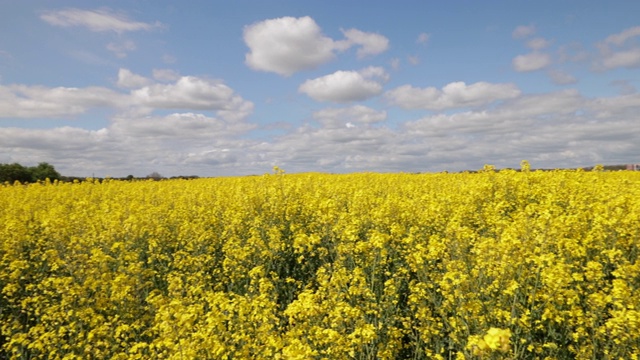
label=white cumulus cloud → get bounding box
[0,84,125,118]
[106,40,136,58]
[243,16,390,76]
[385,81,520,111]
[526,37,550,50]
[299,67,388,102]
[610,80,637,95]
[131,76,252,114]
[3,86,640,177]
[243,16,337,76]
[0,70,253,123]
[600,48,640,69]
[512,25,536,39]
[111,112,255,139]
[40,8,160,33]
[548,69,578,85]
[512,52,552,72]
[152,69,181,82]
[603,26,640,46]
[313,105,387,128]
[341,28,389,58]
[595,26,640,70]
[117,68,151,89]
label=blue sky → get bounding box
[1,1,639,177]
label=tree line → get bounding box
[0,163,203,184]
[0,163,61,184]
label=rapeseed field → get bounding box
[1,165,639,359]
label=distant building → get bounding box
[627,164,640,171]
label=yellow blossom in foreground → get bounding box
[1,168,639,359]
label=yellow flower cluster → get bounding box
[1,167,640,359]
[467,327,512,356]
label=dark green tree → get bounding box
[29,162,61,182]
[0,163,32,183]
[147,171,163,180]
[0,162,62,183]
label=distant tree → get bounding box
[0,162,62,183]
[29,162,61,182]
[147,171,163,180]
[0,163,32,183]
